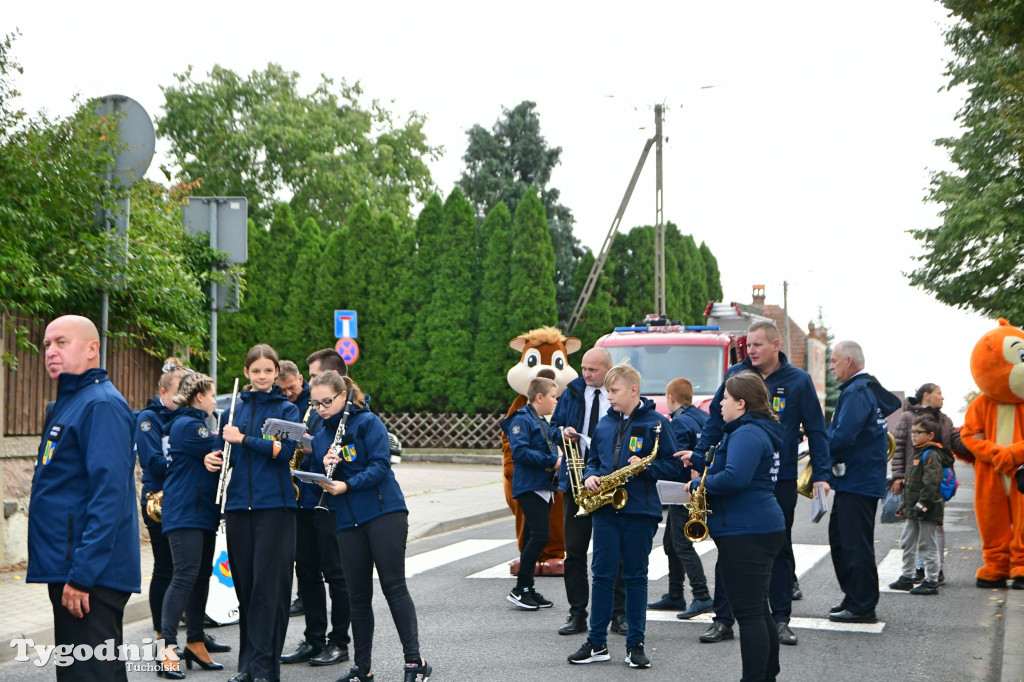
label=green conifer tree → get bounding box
[407,194,445,410]
[472,202,514,411]
[281,217,326,366]
[508,188,558,334]
[699,241,723,304]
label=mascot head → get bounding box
[506,326,581,397]
[970,318,1024,404]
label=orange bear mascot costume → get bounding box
[502,326,581,576]
[960,319,1024,589]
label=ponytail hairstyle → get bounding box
[243,344,281,391]
[309,370,366,409]
[908,382,939,407]
[724,370,779,422]
[173,372,215,409]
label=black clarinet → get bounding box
[315,393,354,512]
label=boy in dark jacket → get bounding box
[889,415,952,595]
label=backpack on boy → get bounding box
[923,448,958,501]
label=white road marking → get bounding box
[877,549,907,593]
[397,539,514,578]
[793,543,832,577]
[645,610,885,633]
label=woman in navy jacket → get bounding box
[135,360,189,641]
[204,344,300,682]
[684,370,786,682]
[314,371,431,682]
[160,372,223,677]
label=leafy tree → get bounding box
[367,211,410,412]
[281,217,327,366]
[508,189,559,334]
[423,188,477,412]
[157,63,439,231]
[670,230,709,324]
[472,202,515,411]
[909,2,1024,321]
[571,248,615,363]
[1,34,206,357]
[406,194,444,410]
[385,226,419,412]
[700,241,723,303]
[457,101,583,324]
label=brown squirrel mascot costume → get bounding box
[959,319,1024,589]
[503,326,581,576]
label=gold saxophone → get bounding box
[574,423,661,517]
[145,490,163,523]
[289,404,313,500]
[683,444,717,542]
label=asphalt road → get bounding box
[0,465,1008,682]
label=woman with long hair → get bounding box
[684,370,786,682]
[159,372,223,677]
[204,344,300,682]
[313,371,432,682]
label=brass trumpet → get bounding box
[562,431,586,509]
[683,444,716,542]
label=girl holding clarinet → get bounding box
[204,344,300,682]
[159,372,222,677]
[312,371,432,682]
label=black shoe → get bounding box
[609,613,627,636]
[647,593,687,610]
[792,580,803,601]
[976,577,1007,588]
[309,643,349,666]
[676,597,714,619]
[529,587,553,608]
[403,659,432,682]
[699,621,734,643]
[829,601,848,614]
[1013,577,1024,590]
[558,614,587,635]
[913,567,925,584]
[182,646,224,670]
[938,571,946,586]
[508,586,539,610]
[161,667,185,681]
[281,641,322,664]
[203,633,231,653]
[625,643,650,669]
[338,667,375,682]
[910,580,939,595]
[567,639,610,664]
[227,674,253,682]
[777,622,798,645]
[289,596,304,617]
[828,609,877,623]
[889,575,915,591]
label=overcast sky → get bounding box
[7,1,996,420]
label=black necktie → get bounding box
[587,389,601,438]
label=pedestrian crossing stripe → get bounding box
[645,610,886,634]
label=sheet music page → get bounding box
[656,480,691,505]
[292,470,331,484]
[812,484,829,523]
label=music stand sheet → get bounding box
[656,480,691,505]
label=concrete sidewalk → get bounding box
[0,459,508,662]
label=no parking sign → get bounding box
[335,337,359,365]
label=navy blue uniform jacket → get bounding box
[215,386,300,512]
[163,407,220,533]
[549,376,586,493]
[584,397,684,520]
[136,396,174,502]
[689,412,786,538]
[693,353,830,484]
[27,368,141,594]
[313,404,407,531]
[828,372,901,498]
[501,405,559,498]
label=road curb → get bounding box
[409,508,512,542]
[1003,589,1024,682]
[401,452,502,465]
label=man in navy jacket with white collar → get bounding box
[28,315,139,681]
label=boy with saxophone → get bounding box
[566,362,684,670]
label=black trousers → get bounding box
[664,505,711,600]
[338,511,420,672]
[162,528,216,647]
[715,532,785,682]
[143,511,174,633]
[515,492,552,589]
[829,491,879,615]
[226,508,296,681]
[562,495,625,619]
[47,583,130,682]
[295,508,351,648]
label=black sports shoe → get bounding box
[403,659,431,682]
[568,639,610,664]
[338,666,375,682]
[529,588,553,608]
[910,579,939,595]
[889,575,914,591]
[625,644,650,669]
[507,586,539,610]
[913,567,925,584]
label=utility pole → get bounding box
[783,280,792,359]
[654,104,666,317]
